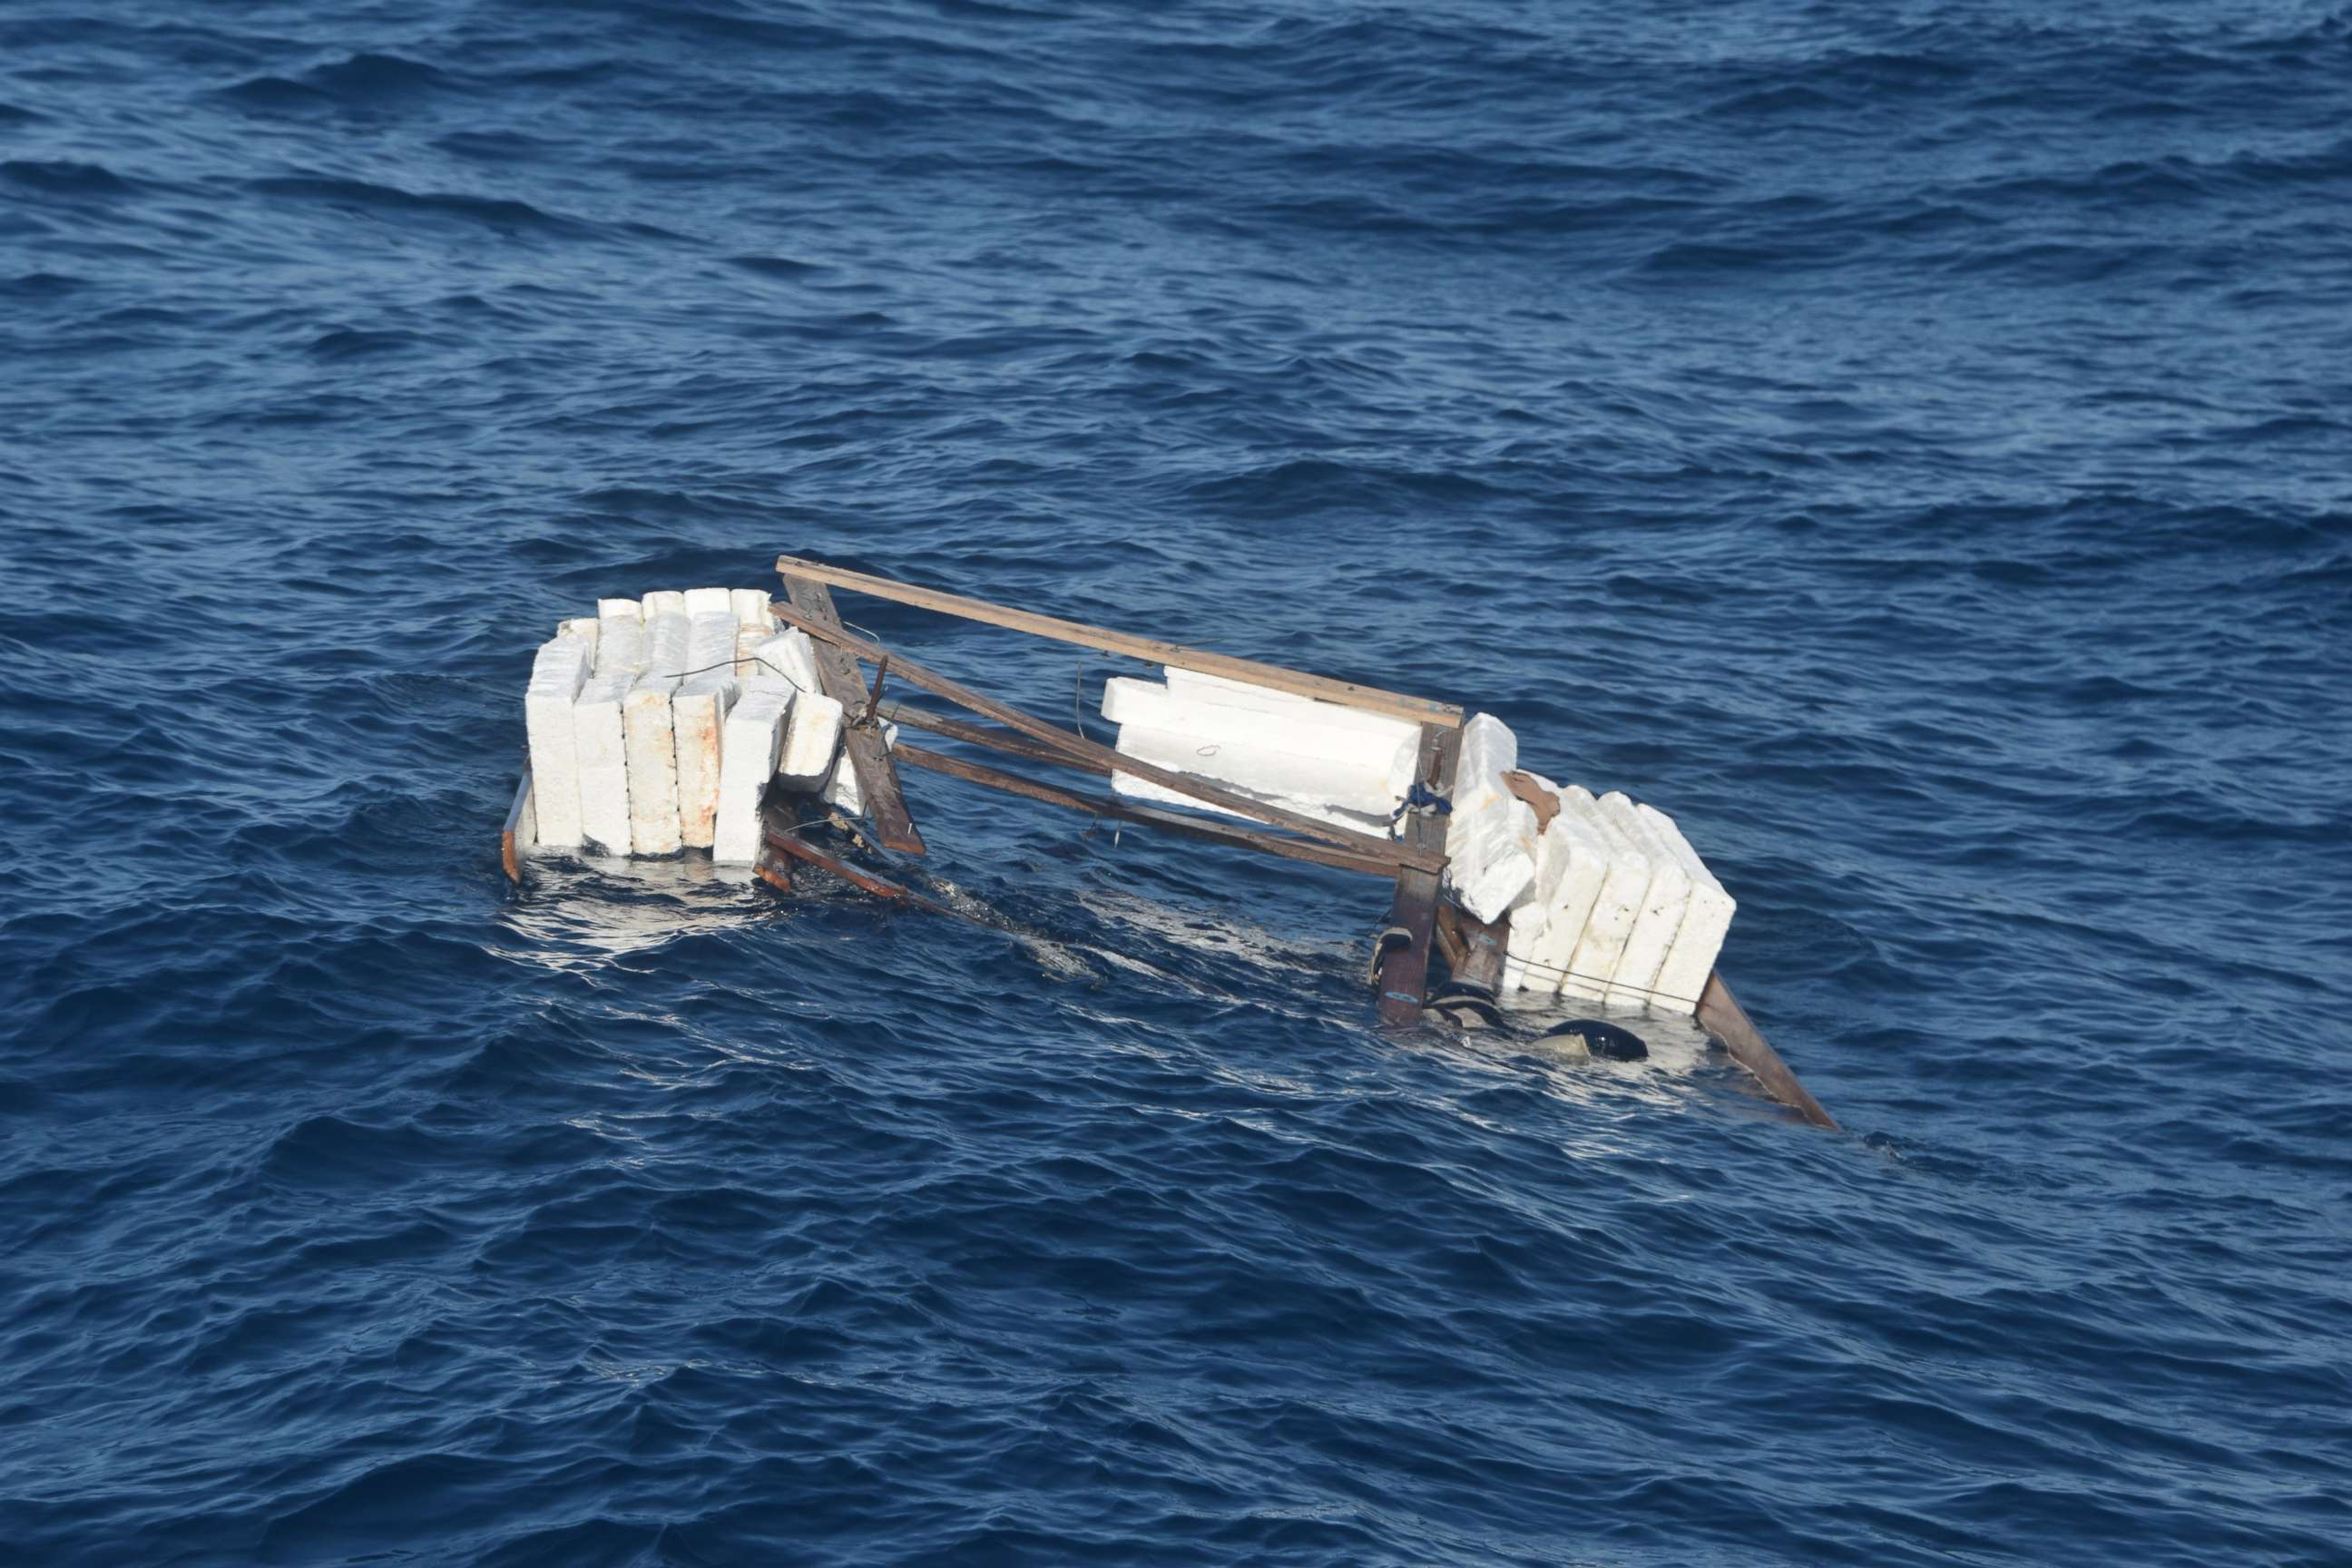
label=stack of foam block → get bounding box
[521,588,881,865]
[1099,684,1734,1019]
[1442,715,1733,1018]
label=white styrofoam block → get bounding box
[1107,770,1382,831]
[747,630,823,696]
[642,589,688,619]
[683,586,732,618]
[559,617,601,662]
[686,607,737,681]
[524,634,592,849]
[622,610,691,855]
[1517,773,1571,909]
[780,691,845,779]
[673,678,737,849]
[643,604,690,679]
[1497,775,1569,992]
[712,684,794,863]
[672,609,742,848]
[1599,792,1691,1012]
[732,623,765,681]
[1556,786,1653,1006]
[1502,909,1549,995]
[624,676,682,855]
[1114,724,1402,818]
[1160,668,1425,746]
[573,671,635,854]
[1640,803,1736,1017]
[1441,713,1536,923]
[596,600,646,676]
[1102,678,1417,785]
[1515,794,1614,995]
[822,722,899,815]
[730,588,774,631]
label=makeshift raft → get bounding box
[502,556,1835,1129]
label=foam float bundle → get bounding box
[1099,686,1733,1019]
[1102,668,1422,829]
[521,588,889,865]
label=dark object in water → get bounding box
[1543,1019,1648,1062]
[1426,983,1504,1030]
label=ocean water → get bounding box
[5,2,2349,1563]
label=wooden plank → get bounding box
[500,770,533,884]
[775,552,1462,730]
[1376,724,1460,1024]
[767,603,1446,875]
[760,802,954,915]
[889,707,1112,775]
[780,573,926,858]
[1696,971,1838,1130]
[895,743,1399,878]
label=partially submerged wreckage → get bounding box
[503,555,1835,1128]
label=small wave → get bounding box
[245,174,586,236]
[221,51,459,113]
[726,253,827,279]
[306,328,420,360]
[0,159,132,197]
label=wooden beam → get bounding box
[780,573,926,858]
[759,803,954,915]
[775,552,1462,730]
[1376,724,1460,1024]
[1696,972,1838,1130]
[895,743,1399,877]
[767,603,1445,875]
[500,770,534,884]
[889,707,1112,775]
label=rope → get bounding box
[1487,946,1704,1009]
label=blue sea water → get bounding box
[4,1,2350,1562]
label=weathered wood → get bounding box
[889,707,1112,775]
[766,603,1446,875]
[1433,902,1468,969]
[774,552,1463,730]
[501,769,534,884]
[780,574,926,858]
[895,743,1400,877]
[1448,906,1509,996]
[760,813,952,914]
[1377,725,1461,1025]
[1696,971,1838,1130]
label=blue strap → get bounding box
[1392,782,1452,820]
